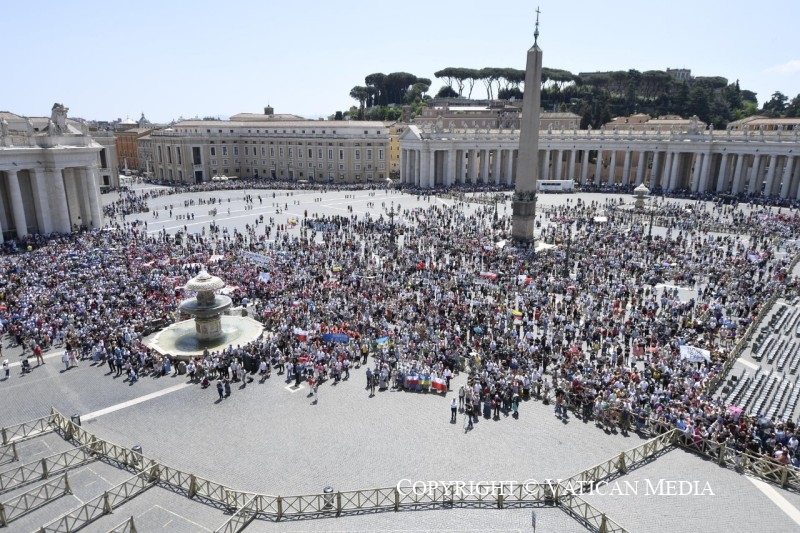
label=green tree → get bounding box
[349,86,370,119]
[786,94,800,118]
[687,86,711,123]
[436,86,459,98]
[762,91,788,117]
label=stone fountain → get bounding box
[147,269,264,360]
[179,270,232,341]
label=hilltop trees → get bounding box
[339,65,797,128]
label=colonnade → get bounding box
[0,165,103,241]
[402,147,518,188]
[400,137,800,199]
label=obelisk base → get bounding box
[511,196,537,243]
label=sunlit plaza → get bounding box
[1,181,800,532]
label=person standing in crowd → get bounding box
[450,398,458,422]
[216,380,224,400]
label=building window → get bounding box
[308,162,313,168]
[298,148,302,158]
[367,149,372,160]
[222,146,228,156]
[261,147,266,157]
[167,147,172,164]
[379,149,384,160]
[355,149,361,160]
[176,147,182,165]
[339,149,344,160]
[339,163,345,170]
[160,168,164,179]
[328,163,333,170]
[309,148,313,158]
[289,148,293,158]
[168,169,173,181]
[178,170,183,181]
[233,146,239,156]
[262,160,266,165]
[279,147,284,157]
[211,147,216,157]
[328,149,333,159]
[318,162,323,169]
[211,159,217,165]
[223,159,228,165]
[317,148,323,158]
[355,164,361,170]
[157,145,163,163]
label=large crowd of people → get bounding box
[2,183,800,469]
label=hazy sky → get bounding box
[3,0,799,123]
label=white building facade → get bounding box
[0,105,105,241]
[146,119,390,184]
[400,124,800,198]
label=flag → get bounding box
[679,345,711,363]
[517,275,532,285]
[258,272,271,283]
[431,377,447,392]
[376,336,390,344]
[293,328,308,341]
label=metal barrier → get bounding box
[214,496,258,533]
[671,429,800,490]
[0,442,18,467]
[38,472,153,533]
[562,429,678,490]
[107,515,137,533]
[0,415,55,445]
[558,491,628,533]
[0,472,71,526]
[0,445,93,494]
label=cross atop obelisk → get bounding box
[511,7,544,243]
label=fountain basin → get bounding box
[146,315,264,360]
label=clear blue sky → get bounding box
[3,0,799,123]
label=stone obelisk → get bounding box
[512,9,543,243]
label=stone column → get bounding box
[607,150,617,186]
[554,149,563,181]
[540,149,550,181]
[716,154,730,193]
[580,150,590,185]
[690,154,703,192]
[698,153,712,193]
[0,180,6,243]
[764,155,779,196]
[668,152,682,191]
[622,150,631,186]
[568,149,577,181]
[731,154,746,195]
[46,167,71,233]
[85,166,103,228]
[594,149,603,185]
[492,150,501,185]
[661,152,673,190]
[780,156,796,199]
[5,169,28,238]
[428,149,436,188]
[635,151,646,186]
[414,150,421,187]
[447,149,456,187]
[28,168,53,234]
[649,151,661,189]
[480,149,490,184]
[468,149,477,184]
[748,154,761,195]
[401,149,408,183]
[505,150,514,185]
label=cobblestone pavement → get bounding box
[580,447,800,533]
[3,187,800,531]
